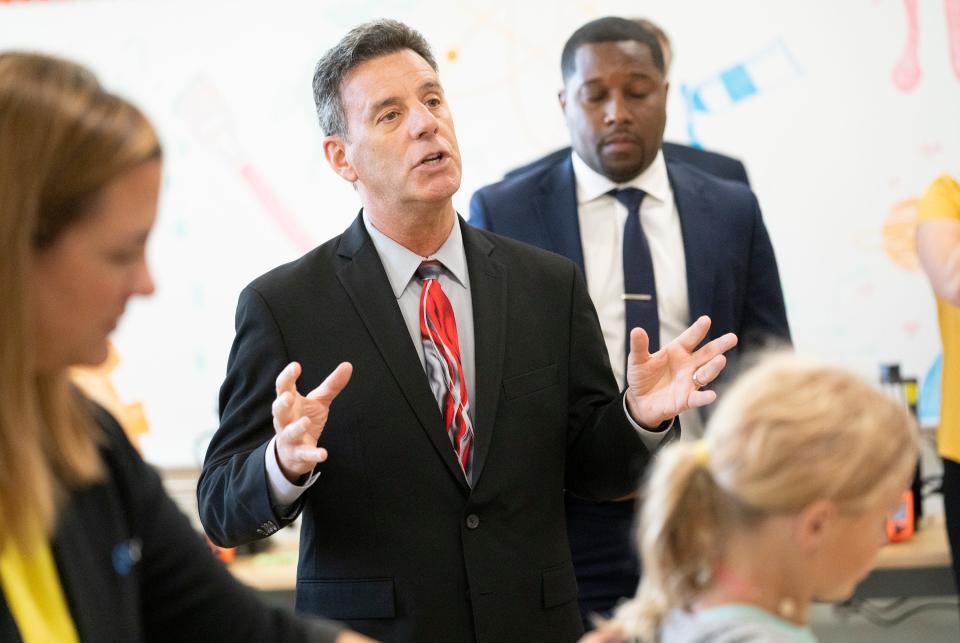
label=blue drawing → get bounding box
[918,352,942,427]
[720,66,758,101]
[680,40,803,148]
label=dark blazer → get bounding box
[198,215,656,643]
[0,404,340,643]
[469,152,789,624]
[470,156,789,361]
[504,142,750,186]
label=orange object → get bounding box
[886,490,916,543]
[206,537,235,563]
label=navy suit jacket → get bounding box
[505,142,750,186]
[469,155,790,368]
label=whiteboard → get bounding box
[2,0,957,465]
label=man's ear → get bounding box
[796,499,838,554]
[558,87,567,112]
[323,135,358,183]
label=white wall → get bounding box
[3,0,957,465]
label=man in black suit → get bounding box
[198,18,737,643]
[470,17,790,626]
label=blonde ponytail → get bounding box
[615,440,748,641]
[608,353,919,641]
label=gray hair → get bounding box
[312,19,438,138]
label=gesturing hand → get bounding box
[624,315,737,428]
[272,361,353,483]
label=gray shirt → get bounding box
[361,211,476,415]
[658,605,818,643]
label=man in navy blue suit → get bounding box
[469,17,791,626]
[502,18,750,187]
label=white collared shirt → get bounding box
[572,149,703,437]
[266,212,477,501]
[362,211,476,415]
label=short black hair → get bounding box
[560,16,664,82]
[312,19,438,137]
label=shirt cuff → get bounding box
[623,395,675,452]
[264,436,322,509]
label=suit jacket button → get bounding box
[466,514,480,529]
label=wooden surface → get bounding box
[227,529,299,592]
[875,513,951,570]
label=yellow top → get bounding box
[0,535,80,643]
[917,174,960,462]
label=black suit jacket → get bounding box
[470,157,790,366]
[198,215,656,642]
[504,142,750,186]
[0,404,340,643]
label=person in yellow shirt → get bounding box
[0,52,371,643]
[917,173,960,594]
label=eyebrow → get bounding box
[581,73,656,86]
[419,80,443,95]
[367,81,445,118]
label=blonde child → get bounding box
[586,353,918,642]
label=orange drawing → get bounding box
[71,343,149,450]
[882,197,921,271]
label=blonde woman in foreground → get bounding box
[0,52,372,642]
[583,353,918,643]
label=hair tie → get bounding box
[693,440,709,468]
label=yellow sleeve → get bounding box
[917,175,960,223]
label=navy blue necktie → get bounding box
[610,188,659,364]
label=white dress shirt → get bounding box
[572,149,704,438]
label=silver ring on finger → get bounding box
[692,372,706,389]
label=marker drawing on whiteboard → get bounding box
[891,0,960,91]
[175,76,314,254]
[680,40,802,148]
[948,0,960,79]
[892,0,921,92]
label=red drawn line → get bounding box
[920,142,944,158]
[893,0,921,92]
[239,163,314,254]
[947,0,960,79]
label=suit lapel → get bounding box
[535,157,585,272]
[335,214,470,489]
[461,221,506,486]
[668,161,717,332]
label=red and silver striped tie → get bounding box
[418,260,474,482]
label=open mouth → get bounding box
[418,151,447,167]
